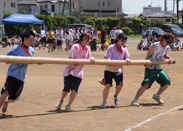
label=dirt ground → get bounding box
[0,39,183,131]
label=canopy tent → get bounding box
[1,14,44,24]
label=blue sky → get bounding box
[122,0,183,14]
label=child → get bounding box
[100,33,131,108]
[56,33,95,111]
[131,33,175,106]
[0,29,35,113]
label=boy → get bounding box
[0,29,35,113]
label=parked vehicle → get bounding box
[145,27,165,37]
[63,24,91,31]
[161,24,183,37]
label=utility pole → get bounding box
[59,0,61,15]
[177,0,179,20]
[62,0,66,16]
[68,0,71,16]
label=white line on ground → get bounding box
[124,105,182,131]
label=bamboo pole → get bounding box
[0,55,175,65]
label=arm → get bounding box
[164,53,173,64]
[144,44,156,67]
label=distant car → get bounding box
[161,24,183,37]
[63,24,91,32]
[145,27,165,37]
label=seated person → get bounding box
[10,36,17,46]
[173,38,180,51]
[0,34,10,47]
[181,42,183,51]
[35,34,41,49]
[137,39,144,50]
[143,39,151,51]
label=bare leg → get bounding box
[134,83,149,100]
[67,90,77,106]
[102,84,111,103]
[157,84,169,96]
[115,85,122,96]
[61,91,69,101]
[0,90,9,108]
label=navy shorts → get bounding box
[1,76,24,100]
[104,71,123,86]
[63,75,82,93]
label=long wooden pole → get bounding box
[0,55,175,65]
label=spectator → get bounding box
[137,39,144,50]
[143,39,152,51]
[173,38,180,51]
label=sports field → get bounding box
[0,39,183,131]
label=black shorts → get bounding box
[47,39,54,44]
[104,70,123,86]
[1,76,24,100]
[63,75,82,93]
[57,40,63,46]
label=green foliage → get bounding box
[80,16,94,23]
[17,8,28,14]
[95,18,105,30]
[66,16,77,24]
[85,20,95,27]
[105,17,120,30]
[151,19,164,27]
[128,16,150,34]
[122,27,134,35]
[171,17,179,25]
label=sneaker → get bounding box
[65,105,72,112]
[114,95,119,105]
[2,101,9,113]
[131,99,140,107]
[56,100,63,110]
[100,102,106,108]
[152,94,164,105]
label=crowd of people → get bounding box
[0,26,179,113]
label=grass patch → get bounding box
[127,34,142,39]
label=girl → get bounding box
[101,33,131,108]
[56,33,95,111]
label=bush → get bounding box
[85,20,95,27]
[122,27,134,35]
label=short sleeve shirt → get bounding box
[63,43,91,78]
[7,44,34,82]
[104,44,130,72]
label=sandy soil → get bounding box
[0,40,183,131]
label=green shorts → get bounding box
[142,68,171,88]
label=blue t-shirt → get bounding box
[7,44,34,82]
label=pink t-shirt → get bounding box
[104,44,130,72]
[63,43,91,78]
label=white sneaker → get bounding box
[131,99,140,107]
[2,101,9,113]
[114,96,119,105]
[100,102,106,108]
[152,94,164,105]
[56,100,63,110]
[65,105,72,112]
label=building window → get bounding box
[51,5,55,12]
[103,2,105,6]
[11,3,16,8]
[108,2,110,6]
[73,2,76,9]
[98,2,100,6]
[4,2,6,7]
[45,5,47,9]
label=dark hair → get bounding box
[21,28,35,42]
[161,33,175,44]
[115,33,127,43]
[76,33,90,43]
